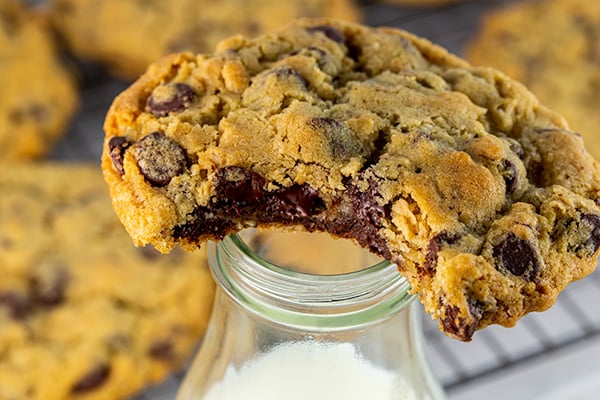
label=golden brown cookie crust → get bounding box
[102,18,600,341]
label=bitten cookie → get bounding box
[465,0,600,158]
[101,19,600,341]
[49,0,360,80]
[0,0,77,160]
[0,164,214,400]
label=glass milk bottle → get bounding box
[177,230,445,400]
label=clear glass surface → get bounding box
[177,229,445,399]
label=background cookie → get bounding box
[49,0,360,80]
[0,163,214,400]
[465,0,600,158]
[0,0,78,160]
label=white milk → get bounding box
[202,342,418,400]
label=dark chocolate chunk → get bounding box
[288,47,334,71]
[424,231,461,274]
[148,340,175,361]
[9,104,48,124]
[271,184,325,219]
[506,138,525,160]
[173,207,234,241]
[492,233,540,281]
[30,268,70,308]
[348,179,389,227]
[133,132,186,186]
[71,364,111,393]
[146,82,196,117]
[271,66,308,88]
[216,166,266,211]
[108,136,130,176]
[0,291,30,320]
[440,301,481,342]
[500,159,518,195]
[342,179,393,259]
[307,25,345,43]
[579,213,600,255]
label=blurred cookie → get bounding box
[0,163,214,400]
[465,0,600,158]
[0,0,78,160]
[49,0,360,80]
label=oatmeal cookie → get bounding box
[101,19,600,341]
[0,163,214,399]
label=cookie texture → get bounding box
[49,0,360,80]
[0,0,77,160]
[102,19,600,341]
[0,164,214,400]
[465,0,600,159]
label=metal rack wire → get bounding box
[47,0,600,398]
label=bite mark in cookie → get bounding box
[102,19,600,341]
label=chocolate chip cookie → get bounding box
[465,0,600,159]
[0,0,77,160]
[49,0,360,80]
[0,163,214,399]
[101,18,600,341]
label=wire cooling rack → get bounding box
[47,0,600,398]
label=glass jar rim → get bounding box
[209,232,415,331]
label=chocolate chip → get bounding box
[506,138,524,160]
[492,233,540,281]
[271,66,308,88]
[307,25,345,43]
[173,208,233,241]
[348,179,389,227]
[9,104,48,124]
[0,291,30,320]
[133,132,186,186]
[146,82,196,117]
[108,137,130,176]
[148,340,175,361]
[500,159,518,195]
[271,185,324,219]
[424,231,461,273]
[307,117,363,160]
[71,364,111,394]
[216,166,266,212]
[577,214,600,256]
[30,268,70,308]
[440,300,482,341]
[342,179,393,259]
